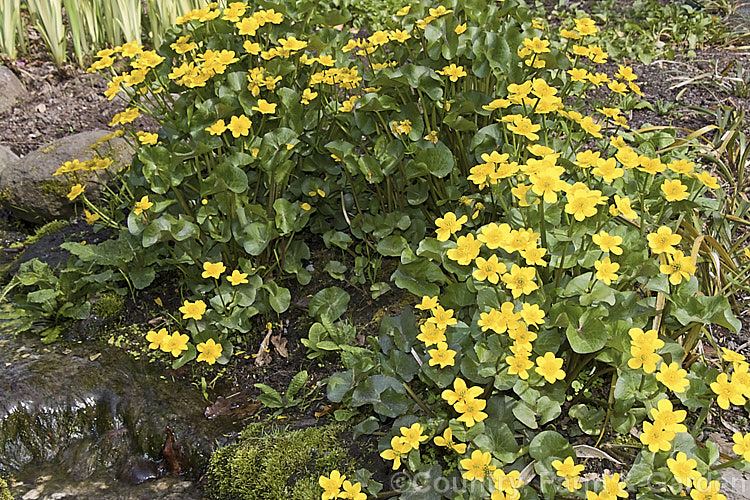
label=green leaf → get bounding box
[529,431,574,461]
[326,370,353,402]
[254,383,284,408]
[376,235,407,257]
[130,267,155,290]
[273,198,301,236]
[569,404,606,435]
[512,401,538,429]
[414,143,455,178]
[26,289,60,303]
[263,282,290,313]
[309,286,350,321]
[286,370,308,401]
[214,162,248,193]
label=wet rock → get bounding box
[117,458,161,485]
[720,468,750,500]
[0,146,18,177]
[0,130,131,223]
[0,328,237,488]
[0,67,25,115]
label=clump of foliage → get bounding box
[541,0,727,64]
[204,422,370,500]
[0,476,10,500]
[17,0,750,497]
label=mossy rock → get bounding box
[204,422,357,500]
[0,475,10,500]
[0,130,131,223]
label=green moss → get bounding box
[26,219,68,245]
[0,476,10,500]
[92,292,125,320]
[204,422,356,500]
[40,179,73,200]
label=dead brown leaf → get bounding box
[270,333,288,358]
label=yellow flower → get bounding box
[109,107,140,126]
[225,270,249,286]
[628,345,662,374]
[133,195,153,215]
[428,341,457,368]
[535,352,565,383]
[656,362,689,393]
[733,432,750,461]
[610,195,638,220]
[437,63,467,82]
[206,119,227,135]
[454,23,467,34]
[522,36,550,54]
[506,115,540,141]
[380,436,411,470]
[442,377,483,406]
[430,305,457,330]
[473,254,507,284]
[84,209,100,225]
[647,226,681,254]
[196,338,223,365]
[592,157,624,183]
[202,261,226,279]
[146,327,168,349]
[592,231,623,255]
[460,450,494,481]
[227,115,252,137]
[711,373,746,409]
[252,99,277,114]
[506,353,534,379]
[693,171,719,189]
[415,295,439,312]
[319,470,345,500]
[650,399,687,434]
[455,397,488,427]
[667,452,701,487]
[340,480,366,500]
[594,257,619,285]
[552,456,583,478]
[640,421,674,452]
[447,234,483,266]
[161,332,190,357]
[395,5,410,15]
[661,179,689,202]
[433,428,467,454]
[179,299,207,321]
[399,423,428,450]
[501,265,538,298]
[67,184,85,201]
[137,131,158,145]
[416,322,446,346]
[659,250,696,285]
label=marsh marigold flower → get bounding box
[67,184,85,201]
[433,428,466,454]
[660,250,695,285]
[661,179,689,202]
[656,362,689,393]
[227,269,249,285]
[340,480,366,500]
[501,265,538,298]
[455,397,488,427]
[437,63,467,82]
[447,234,483,265]
[196,338,223,365]
[434,211,467,241]
[133,195,153,215]
[146,327,168,349]
[179,299,207,320]
[319,470,345,500]
[380,436,411,470]
[428,342,456,368]
[461,450,494,481]
[647,226,681,254]
[536,352,565,383]
[202,261,226,279]
[594,257,619,285]
[667,452,701,487]
[400,423,428,450]
[442,377,483,406]
[162,332,190,357]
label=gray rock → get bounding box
[721,468,750,500]
[0,146,18,176]
[0,130,132,223]
[0,67,25,115]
